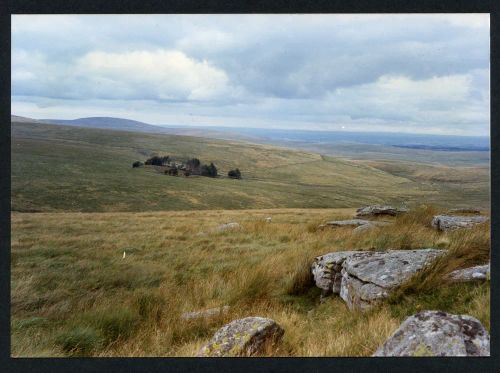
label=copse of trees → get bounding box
[186,158,201,174]
[228,168,241,179]
[140,155,229,179]
[145,155,170,166]
[201,162,218,178]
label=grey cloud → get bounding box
[11,14,490,135]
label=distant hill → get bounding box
[11,115,490,166]
[11,115,42,123]
[12,115,257,142]
[38,116,176,134]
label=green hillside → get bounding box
[11,121,488,212]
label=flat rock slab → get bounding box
[352,223,379,234]
[312,249,444,310]
[373,310,490,356]
[447,264,490,283]
[355,205,407,217]
[340,249,445,310]
[431,215,488,231]
[215,222,242,232]
[181,306,230,321]
[319,219,390,230]
[197,317,284,357]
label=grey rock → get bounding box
[319,219,390,230]
[447,264,490,283]
[339,249,444,311]
[215,222,241,232]
[352,223,379,234]
[311,251,360,297]
[313,249,444,310]
[431,215,488,231]
[197,317,284,357]
[355,205,408,217]
[181,306,230,321]
[373,310,490,356]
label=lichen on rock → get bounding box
[197,317,284,357]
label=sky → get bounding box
[11,14,490,136]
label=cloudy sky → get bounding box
[11,14,490,135]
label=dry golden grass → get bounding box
[11,206,490,357]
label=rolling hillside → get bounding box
[12,120,489,212]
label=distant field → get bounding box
[11,207,490,356]
[262,141,491,167]
[11,121,490,212]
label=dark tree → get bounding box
[145,155,169,166]
[186,158,201,174]
[228,168,241,179]
[132,161,143,168]
[201,162,218,177]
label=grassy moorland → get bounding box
[11,206,489,357]
[11,121,489,212]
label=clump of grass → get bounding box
[133,289,165,322]
[55,326,103,356]
[84,308,140,345]
[396,204,438,227]
[285,256,315,296]
[14,317,49,330]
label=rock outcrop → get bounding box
[447,264,490,283]
[197,317,284,357]
[312,249,445,310]
[431,215,488,231]
[355,205,407,217]
[312,251,360,299]
[340,249,444,310]
[373,310,490,356]
[181,306,230,321]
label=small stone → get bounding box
[181,306,230,321]
[197,317,284,357]
[447,263,490,283]
[215,222,241,232]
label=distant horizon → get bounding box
[13,113,490,140]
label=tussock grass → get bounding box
[11,207,489,357]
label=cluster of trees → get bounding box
[133,155,241,180]
[228,168,241,179]
[145,155,170,166]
